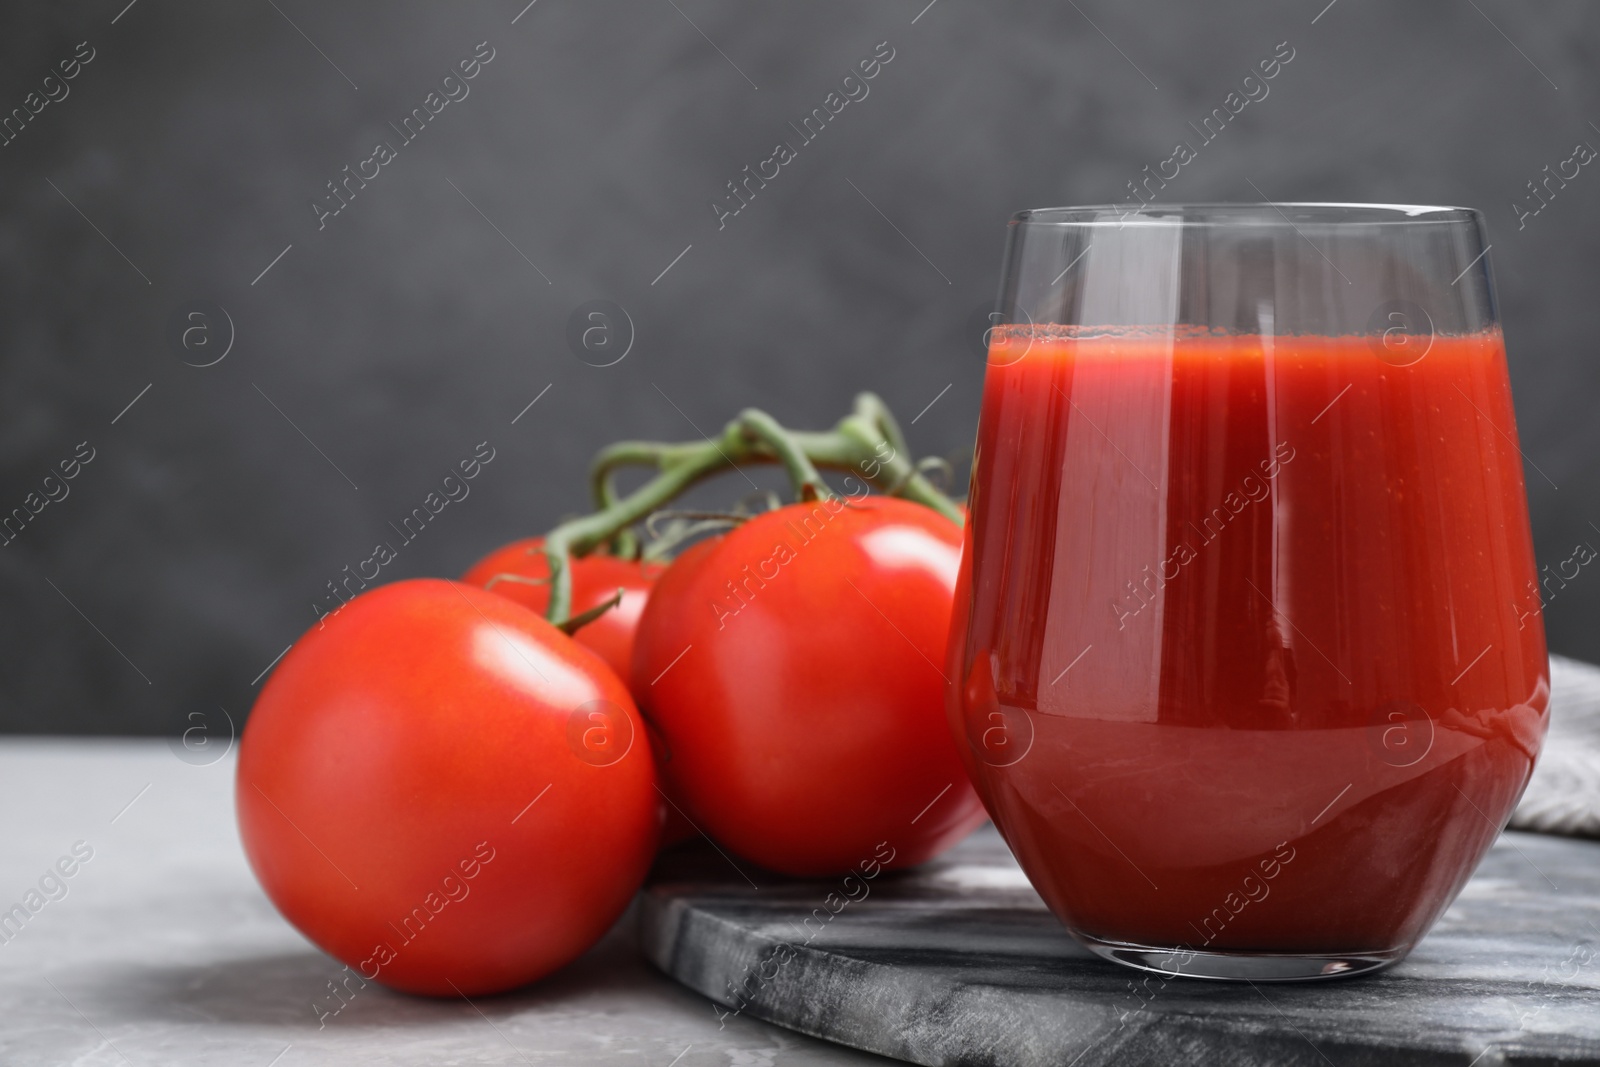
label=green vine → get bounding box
[543,393,961,623]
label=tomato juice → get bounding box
[950,326,1548,960]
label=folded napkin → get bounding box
[1510,653,1600,839]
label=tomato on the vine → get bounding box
[631,495,986,876]
[617,537,725,849]
[236,578,658,996]
[462,538,662,681]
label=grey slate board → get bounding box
[641,827,1600,1066]
[641,655,1600,1066]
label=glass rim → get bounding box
[1011,202,1482,228]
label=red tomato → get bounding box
[236,578,658,996]
[631,496,986,876]
[462,539,695,846]
[627,538,723,848]
[462,539,662,681]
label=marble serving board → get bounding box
[642,827,1600,1066]
[640,655,1600,1067]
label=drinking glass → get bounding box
[948,203,1549,981]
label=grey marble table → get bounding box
[0,741,891,1067]
[6,654,1599,1066]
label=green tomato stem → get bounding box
[733,408,830,502]
[544,394,962,623]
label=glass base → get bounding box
[1078,934,1407,982]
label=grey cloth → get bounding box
[1511,653,1600,839]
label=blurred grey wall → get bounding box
[1,0,1597,733]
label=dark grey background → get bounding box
[1,0,1596,734]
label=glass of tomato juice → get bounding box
[948,203,1549,981]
